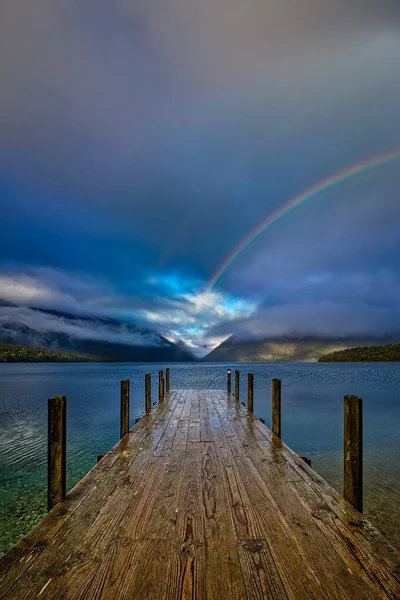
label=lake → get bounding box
[0,361,399,556]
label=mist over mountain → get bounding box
[0,300,196,362]
[202,334,398,362]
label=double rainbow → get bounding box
[206,150,400,291]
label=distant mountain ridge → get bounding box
[0,299,196,362]
[202,335,397,362]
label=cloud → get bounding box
[0,1,399,257]
[210,299,400,340]
[0,303,169,348]
[0,1,399,353]
[0,266,256,354]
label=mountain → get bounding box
[0,300,196,362]
[202,335,397,362]
[318,343,400,362]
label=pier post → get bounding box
[48,395,66,511]
[235,370,240,402]
[145,373,151,414]
[272,378,281,438]
[166,368,170,393]
[159,370,164,402]
[344,395,363,512]
[227,369,232,395]
[247,373,254,413]
[120,379,130,438]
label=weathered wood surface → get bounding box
[247,373,254,414]
[272,378,281,438]
[120,379,130,439]
[47,396,66,511]
[344,394,363,512]
[145,373,151,414]
[1,390,399,600]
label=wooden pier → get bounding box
[1,385,400,599]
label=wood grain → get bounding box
[1,388,399,599]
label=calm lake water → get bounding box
[0,362,399,555]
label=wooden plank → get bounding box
[105,538,205,600]
[0,399,171,595]
[241,400,400,580]
[146,394,189,539]
[237,540,288,600]
[247,459,386,600]
[13,393,184,598]
[290,480,400,600]
[215,392,394,598]
[208,391,265,541]
[3,454,166,599]
[1,388,399,600]
[233,455,328,599]
[153,389,186,456]
[201,441,246,598]
[199,389,213,442]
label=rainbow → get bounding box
[206,150,400,291]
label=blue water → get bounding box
[0,362,399,555]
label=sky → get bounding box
[0,1,399,356]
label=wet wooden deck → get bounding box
[1,389,399,599]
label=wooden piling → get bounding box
[48,395,66,511]
[145,373,151,414]
[235,370,240,401]
[247,373,254,413]
[227,369,232,395]
[166,368,170,393]
[344,395,363,512]
[272,378,281,438]
[120,379,130,439]
[159,370,164,402]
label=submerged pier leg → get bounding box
[344,395,363,512]
[48,395,66,511]
[145,373,151,413]
[272,378,281,438]
[120,379,130,438]
[247,373,254,413]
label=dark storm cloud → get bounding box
[0,1,399,350]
